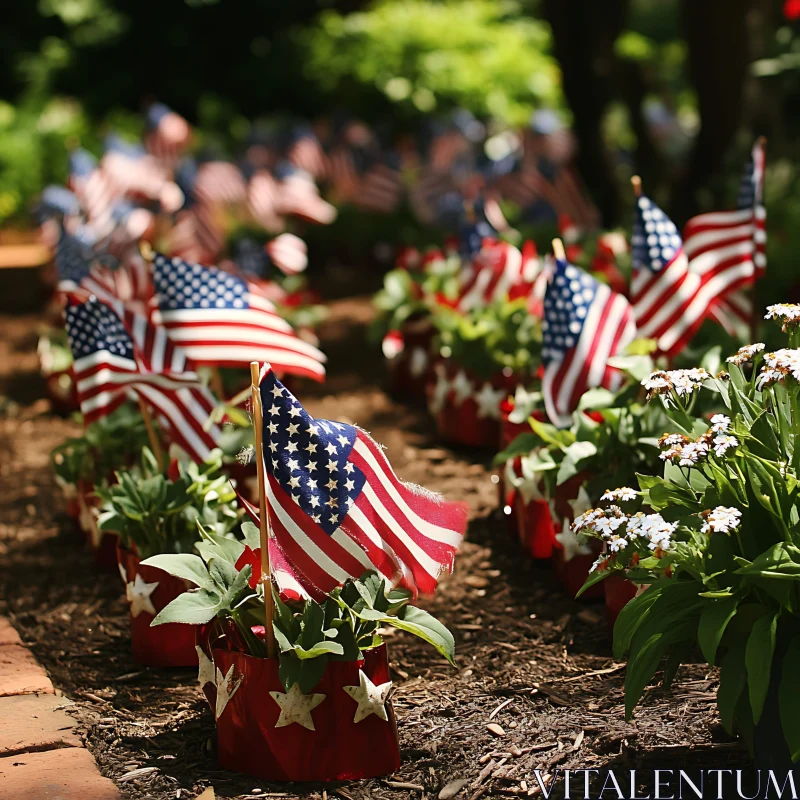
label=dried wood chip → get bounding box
[572,730,585,751]
[486,722,505,737]
[488,698,513,720]
[438,779,468,799]
[194,790,215,800]
[464,575,489,589]
[119,766,159,781]
[385,781,424,791]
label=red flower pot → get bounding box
[116,544,199,668]
[384,318,434,406]
[204,638,401,782]
[76,481,119,571]
[604,574,638,628]
[516,495,557,560]
[44,367,79,414]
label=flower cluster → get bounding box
[757,348,800,389]
[642,368,709,402]
[726,343,765,366]
[658,414,738,467]
[700,506,742,534]
[572,506,676,555]
[765,304,800,331]
[600,487,638,502]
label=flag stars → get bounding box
[271,385,283,398]
[345,478,355,491]
[268,421,278,435]
[286,441,298,453]
[344,463,355,474]
[269,441,278,452]
[307,478,317,490]
[307,424,319,437]
[288,406,302,418]
[325,478,338,491]
[325,442,338,456]
[286,458,300,471]
[269,404,280,416]
[309,495,320,508]
[326,496,338,509]
[288,476,301,489]
[327,459,338,472]
[287,422,300,436]
[304,442,317,454]
[311,514,321,523]
[307,460,318,472]
[329,513,339,525]
[337,434,349,446]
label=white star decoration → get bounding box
[451,370,474,405]
[125,573,159,618]
[555,516,591,562]
[270,683,326,730]
[215,664,243,719]
[343,670,392,723]
[429,366,451,413]
[409,347,428,378]
[474,383,504,419]
[195,646,215,688]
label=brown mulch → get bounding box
[0,299,752,800]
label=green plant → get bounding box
[50,403,148,487]
[96,448,241,559]
[145,522,456,691]
[571,309,800,760]
[433,297,543,380]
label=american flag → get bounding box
[287,126,328,181]
[265,233,308,276]
[152,253,326,381]
[456,239,541,311]
[630,194,715,357]
[251,364,467,598]
[682,140,765,311]
[193,160,248,210]
[541,257,636,427]
[274,163,337,225]
[247,170,283,233]
[351,160,405,215]
[64,296,221,463]
[327,146,361,204]
[55,228,151,309]
[68,149,118,240]
[144,103,192,168]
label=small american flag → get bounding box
[541,258,636,426]
[630,194,712,356]
[287,126,328,181]
[351,160,404,215]
[247,170,283,233]
[152,253,326,381]
[68,149,118,240]
[64,296,221,462]
[145,103,192,168]
[683,140,765,300]
[265,233,308,276]
[274,163,337,225]
[252,364,467,598]
[55,228,151,309]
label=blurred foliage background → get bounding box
[3,0,800,297]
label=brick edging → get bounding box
[0,615,121,799]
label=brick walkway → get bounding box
[0,616,120,800]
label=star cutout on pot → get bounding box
[125,573,159,618]
[474,383,504,420]
[451,370,474,405]
[270,683,326,730]
[215,664,243,719]
[195,646,215,689]
[555,516,591,562]
[429,365,451,414]
[409,347,429,378]
[343,670,392,723]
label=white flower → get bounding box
[661,433,688,447]
[571,508,602,533]
[701,506,742,534]
[677,441,709,467]
[758,349,800,389]
[644,369,708,402]
[709,414,731,433]
[607,534,629,553]
[627,512,677,552]
[571,506,626,539]
[726,343,765,365]
[660,447,680,462]
[600,487,637,502]
[766,304,800,330]
[757,367,784,390]
[643,372,671,392]
[712,434,738,457]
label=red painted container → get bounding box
[200,632,401,782]
[604,574,638,628]
[116,544,198,668]
[516,495,558,560]
[76,481,119,571]
[385,318,435,406]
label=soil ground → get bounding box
[0,297,753,800]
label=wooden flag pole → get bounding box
[250,361,277,659]
[631,175,642,197]
[137,396,165,472]
[552,237,566,262]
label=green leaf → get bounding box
[698,596,740,665]
[745,611,778,724]
[779,636,800,762]
[292,640,345,659]
[140,553,216,592]
[718,638,747,734]
[209,556,239,591]
[151,589,222,626]
[624,632,672,719]
[382,605,456,665]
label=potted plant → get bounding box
[37,326,78,414]
[96,448,242,667]
[50,404,148,567]
[572,313,800,767]
[428,297,541,448]
[143,523,456,782]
